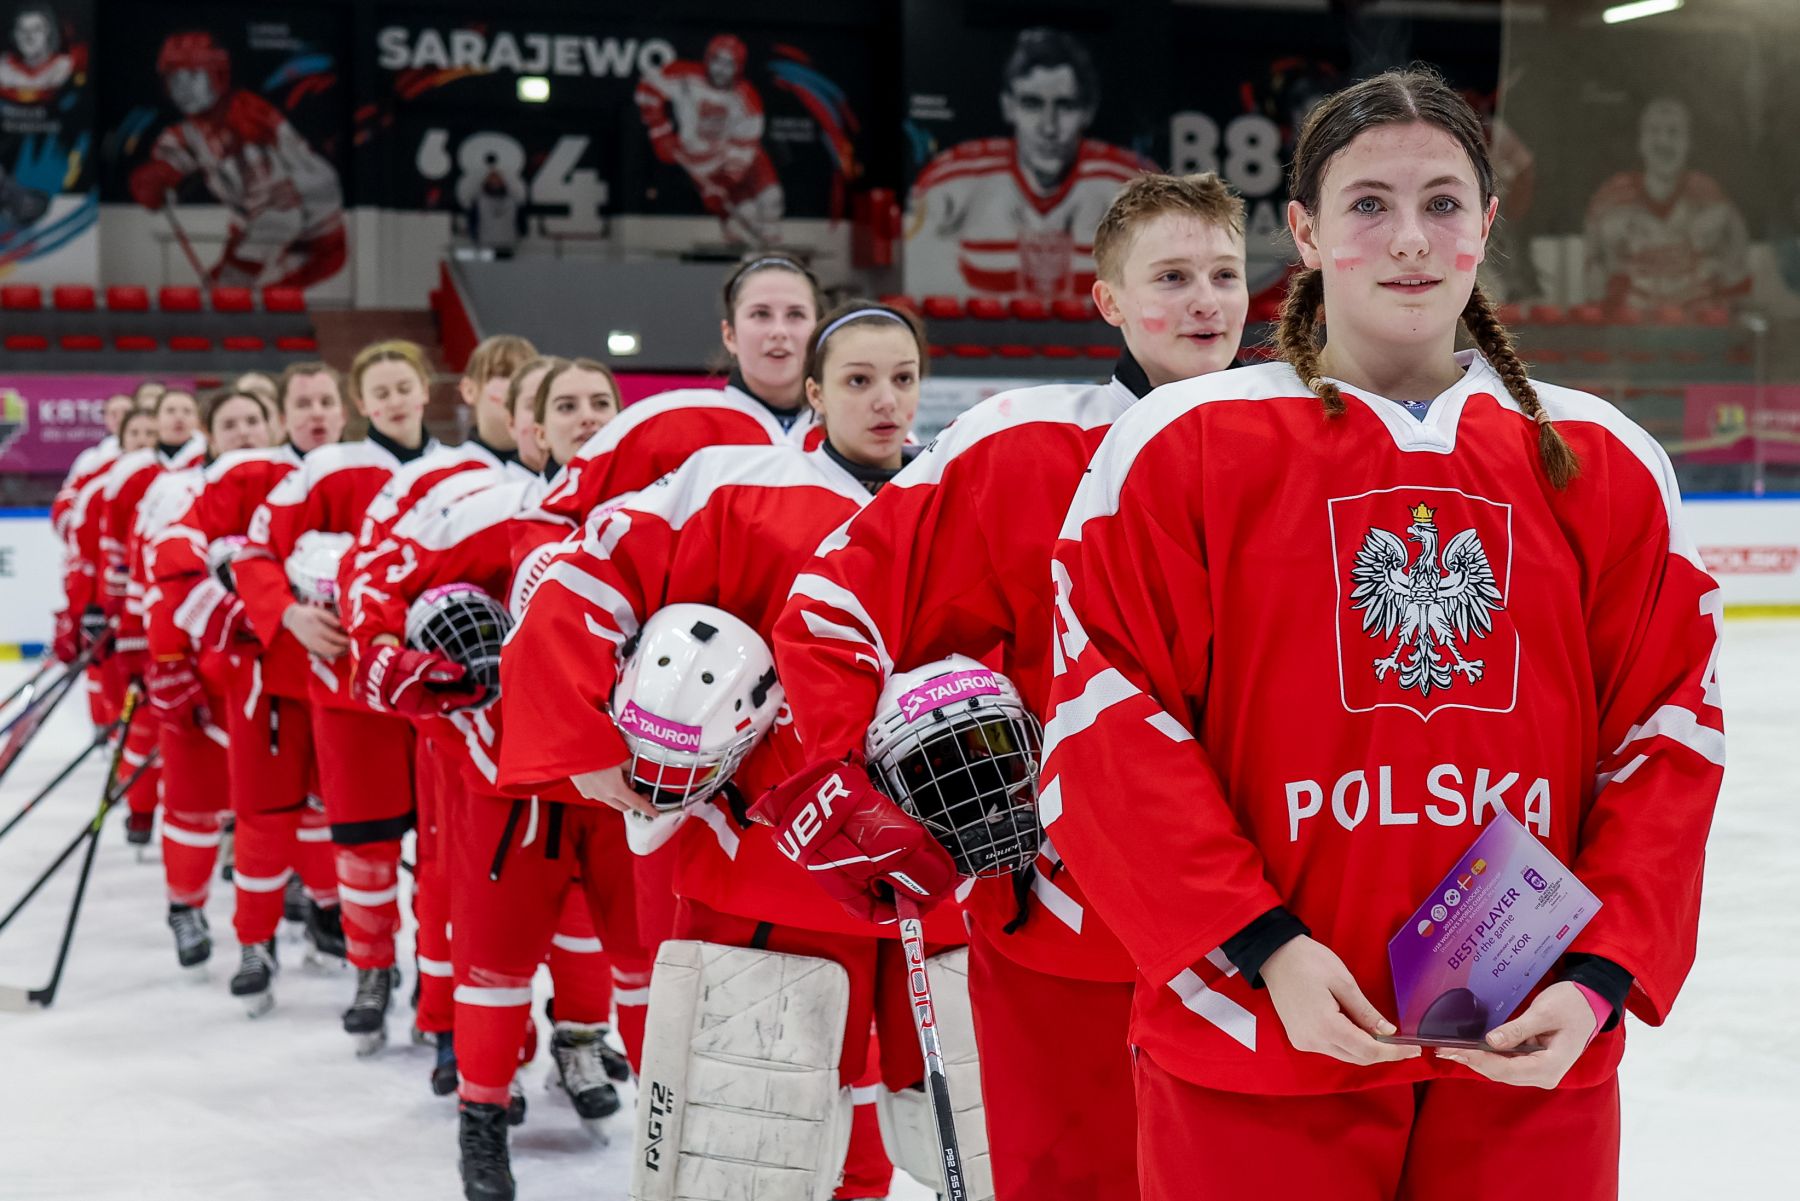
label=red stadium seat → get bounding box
[1040,344,1079,359]
[170,335,213,352]
[159,286,203,312]
[212,287,255,313]
[263,287,307,313]
[1578,349,1613,365]
[966,298,1008,321]
[276,335,319,353]
[58,333,104,351]
[922,296,963,321]
[1084,344,1117,359]
[1650,305,1689,326]
[1526,305,1566,325]
[1529,348,1568,364]
[928,344,948,359]
[106,285,150,311]
[1610,307,1645,326]
[1570,304,1607,326]
[223,335,267,352]
[52,284,95,311]
[949,343,991,359]
[1695,305,1730,327]
[1,284,40,310]
[996,343,1034,359]
[1495,303,1524,325]
[114,334,158,352]
[3,333,48,351]
[878,294,917,313]
[1052,298,1097,323]
[1008,298,1050,321]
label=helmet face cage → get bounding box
[868,697,1044,879]
[405,585,512,698]
[619,723,761,812]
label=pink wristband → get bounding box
[1574,982,1613,1047]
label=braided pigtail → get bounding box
[1274,267,1345,417]
[1460,282,1580,489]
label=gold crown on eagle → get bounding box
[1409,502,1437,525]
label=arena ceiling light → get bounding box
[517,76,550,103]
[1602,0,1683,24]
[607,331,641,357]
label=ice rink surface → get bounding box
[1,624,1795,1200]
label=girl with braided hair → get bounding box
[1039,68,1722,1199]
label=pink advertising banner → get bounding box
[0,376,190,474]
[1681,385,1800,465]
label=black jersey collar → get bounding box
[367,424,428,464]
[729,367,807,432]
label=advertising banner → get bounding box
[0,374,189,474]
[0,0,97,283]
[0,510,58,646]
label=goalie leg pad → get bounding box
[631,940,854,1201]
[877,946,994,1200]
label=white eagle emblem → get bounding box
[1348,503,1504,696]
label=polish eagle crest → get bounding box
[1348,503,1504,696]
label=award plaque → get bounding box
[1378,810,1601,1053]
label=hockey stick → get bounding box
[896,896,970,1201]
[0,691,148,1010]
[162,190,209,287]
[0,715,123,845]
[0,643,99,789]
[0,656,59,716]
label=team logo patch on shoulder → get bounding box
[1327,486,1517,720]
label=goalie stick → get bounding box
[897,895,971,1201]
[0,690,154,1011]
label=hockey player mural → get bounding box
[634,32,783,246]
[903,28,1156,300]
[118,27,346,291]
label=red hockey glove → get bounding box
[353,643,485,717]
[53,610,79,664]
[750,758,959,924]
[147,656,206,730]
[128,160,183,211]
[178,578,254,654]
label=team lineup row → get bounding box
[43,69,1722,1201]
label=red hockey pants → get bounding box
[1133,1049,1620,1201]
[226,678,336,946]
[450,791,648,1107]
[967,924,1139,1201]
[156,693,231,908]
[312,703,414,970]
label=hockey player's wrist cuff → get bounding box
[1558,954,1632,1032]
[1221,906,1311,989]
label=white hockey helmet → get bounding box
[206,534,248,592]
[865,655,1043,878]
[610,603,783,811]
[405,583,512,704]
[285,530,353,609]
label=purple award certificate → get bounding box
[1385,810,1602,1047]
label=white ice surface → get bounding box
[1,624,1796,1198]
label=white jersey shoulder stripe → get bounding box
[101,448,156,501]
[565,385,784,466]
[1059,362,1301,541]
[594,444,854,539]
[204,445,300,483]
[392,476,547,550]
[897,378,1137,491]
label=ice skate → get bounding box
[432,1030,459,1096]
[282,873,306,923]
[125,810,154,850]
[548,1022,624,1120]
[457,1101,515,1201]
[302,899,347,966]
[229,939,277,1017]
[166,903,211,968]
[342,965,400,1056]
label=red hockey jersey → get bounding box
[52,436,120,541]
[539,384,820,523]
[240,437,437,705]
[500,444,962,943]
[94,437,207,645]
[774,374,1145,982]
[1042,353,1724,1095]
[145,446,304,688]
[341,468,565,788]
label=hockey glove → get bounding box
[79,605,111,660]
[147,655,206,730]
[750,757,959,924]
[178,577,255,654]
[53,609,79,664]
[353,643,485,716]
